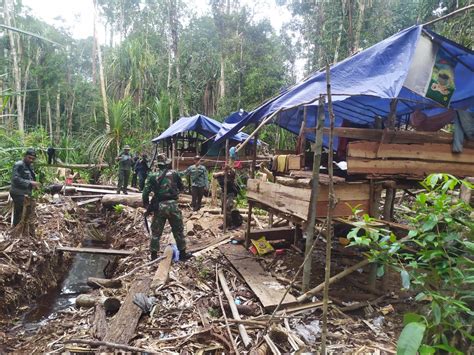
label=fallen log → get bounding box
[101,193,202,208]
[75,294,121,313]
[72,183,139,192]
[37,162,109,169]
[103,276,151,345]
[91,304,108,340]
[150,245,173,295]
[87,277,122,289]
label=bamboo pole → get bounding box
[235,109,281,154]
[245,200,253,248]
[223,139,229,232]
[218,270,251,347]
[423,4,474,26]
[321,64,336,355]
[302,96,326,292]
[251,129,258,179]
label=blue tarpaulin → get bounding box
[152,114,254,143]
[215,25,474,146]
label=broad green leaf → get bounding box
[403,312,424,325]
[433,344,463,354]
[463,241,474,253]
[421,215,438,232]
[419,345,435,355]
[397,322,426,355]
[431,302,441,325]
[400,270,410,289]
[376,265,385,277]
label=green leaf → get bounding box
[419,345,435,355]
[376,265,385,277]
[463,241,474,253]
[397,322,426,355]
[407,230,418,238]
[421,215,438,232]
[400,270,410,290]
[433,344,463,354]
[403,312,424,325]
[431,302,441,325]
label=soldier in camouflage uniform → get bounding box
[142,158,192,261]
[184,155,208,211]
[214,165,243,229]
[116,145,132,194]
[10,148,41,226]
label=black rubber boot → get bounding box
[151,251,158,261]
[179,251,193,261]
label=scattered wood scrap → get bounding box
[219,244,297,310]
[150,245,173,294]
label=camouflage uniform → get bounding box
[142,168,186,255]
[117,151,132,194]
[215,168,242,228]
[10,160,36,226]
[184,164,208,211]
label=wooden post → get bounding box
[223,139,229,232]
[321,64,336,354]
[171,136,177,170]
[387,99,398,129]
[268,212,274,228]
[302,96,326,292]
[251,130,258,179]
[245,200,253,248]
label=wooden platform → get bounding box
[219,244,297,310]
[56,246,134,256]
[247,178,370,220]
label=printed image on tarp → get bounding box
[426,47,456,106]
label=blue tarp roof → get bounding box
[151,114,254,143]
[215,25,474,146]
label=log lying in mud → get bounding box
[76,294,121,313]
[87,277,122,289]
[103,276,151,345]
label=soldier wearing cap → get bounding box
[116,145,132,194]
[184,155,209,211]
[142,156,192,261]
[10,148,41,226]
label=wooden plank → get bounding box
[219,244,297,310]
[103,276,151,345]
[303,127,474,149]
[73,183,140,192]
[150,245,173,294]
[247,226,299,241]
[75,187,140,195]
[288,171,345,184]
[348,141,474,164]
[247,179,370,220]
[56,246,133,256]
[347,157,474,178]
[70,194,106,199]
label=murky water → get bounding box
[22,251,113,330]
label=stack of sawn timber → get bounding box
[347,141,474,179]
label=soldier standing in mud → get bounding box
[116,145,132,194]
[184,155,209,211]
[10,148,41,226]
[142,157,192,261]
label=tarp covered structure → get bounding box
[215,25,474,146]
[152,114,254,143]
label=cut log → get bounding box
[302,127,474,149]
[103,276,151,345]
[101,193,203,208]
[76,295,121,313]
[77,197,101,206]
[87,277,122,289]
[246,226,299,242]
[185,220,195,236]
[347,157,474,178]
[150,245,174,294]
[91,304,108,340]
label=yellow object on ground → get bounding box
[251,236,275,255]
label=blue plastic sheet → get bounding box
[215,25,474,146]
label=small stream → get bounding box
[22,248,114,331]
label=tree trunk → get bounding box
[46,94,53,144]
[55,88,61,145]
[4,0,24,134]
[168,0,185,117]
[67,91,76,140]
[94,0,110,133]
[353,0,366,53]
[219,53,226,100]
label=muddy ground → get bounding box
[0,192,411,353]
